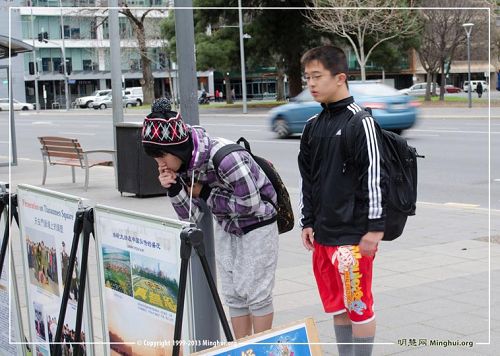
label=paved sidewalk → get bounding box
[2,157,499,356]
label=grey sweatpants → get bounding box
[214,222,279,318]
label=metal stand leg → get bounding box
[0,193,18,279]
[51,209,86,356]
[172,227,233,356]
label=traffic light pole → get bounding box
[59,1,70,111]
[30,7,40,113]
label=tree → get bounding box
[305,0,420,80]
[76,3,164,105]
[244,1,325,99]
[416,0,491,101]
[119,5,162,105]
[161,1,327,101]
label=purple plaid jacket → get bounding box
[169,126,277,236]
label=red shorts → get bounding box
[313,241,375,323]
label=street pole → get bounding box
[238,0,247,114]
[30,7,40,113]
[463,23,474,109]
[109,0,123,192]
[174,1,220,350]
[59,2,70,111]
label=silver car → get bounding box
[92,95,137,109]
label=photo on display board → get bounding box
[131,253,179,313]
[106,289,174,356]
[26,227,60,296]
[60,240,81,303]
[102,245,133,296]
[46,313,87,356]
[33,301,46,341]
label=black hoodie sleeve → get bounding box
[298,120,315,229]
[352,115,387,232]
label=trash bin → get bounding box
[115,122,167,197]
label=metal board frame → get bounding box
[16,184,95,355]
[0,182,25,355]
[93,204,193,356]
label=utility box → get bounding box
[115,122,167,197]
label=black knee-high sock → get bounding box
[334,324,354,356]
[353,336,374,356]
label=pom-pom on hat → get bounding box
[151,97,172,115]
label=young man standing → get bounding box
[141,98,279,339]
[298,46,387,356]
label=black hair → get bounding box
[301,45,349,77]
[142,143,168,158]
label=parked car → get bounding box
[445,85,462,93]
[268,82,419,138]
[0,98,34,111]
[92,95,137,109]
[463,80,488,93]
[123,87,144,106]
[398,82,441,96]
[75,89,112,108]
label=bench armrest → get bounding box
[83,150,116,154]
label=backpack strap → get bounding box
[342,107,373,173]
[212,138,278,210]
[212,144,247,173]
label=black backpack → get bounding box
[212,137,295,234]
[343,109,424,241]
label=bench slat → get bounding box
[44,146,83,154]
[45,152,82,160]
[42,141,81,148]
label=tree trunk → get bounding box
[276,62,285,101]
[167,60,176,110]
[224,74,233,104]
[136,23,154,105]
[287,59,302,98]
[439,61,445,101]
[425,72,432,101]
[431,73,437,96]
[360,65,366,81]
[360,45,366,81]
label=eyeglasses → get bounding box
[302,72,341,82]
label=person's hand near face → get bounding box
[158,166,177,189]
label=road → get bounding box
[1,106,499,211]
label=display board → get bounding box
[17,185,94,356]
[193,318,322,356]
[94,204,191,356]
[0,190,25,356]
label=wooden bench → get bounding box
[38,136,116,191]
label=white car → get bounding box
[75,89,112,108]
[123,87,144,106]
[92,95,138,109]
[399,83,441,96]
[463,80,488,93]
[0,98,34,111]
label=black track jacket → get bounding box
[298,96,387,246]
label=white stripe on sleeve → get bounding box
[362,116,383,219]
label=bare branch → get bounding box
[305,0,420,80]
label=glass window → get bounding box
[64,25,70,39]
[71,28,80,39]
[53,58,62,72]
[83,60,92,70]
[41,58,50,72]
